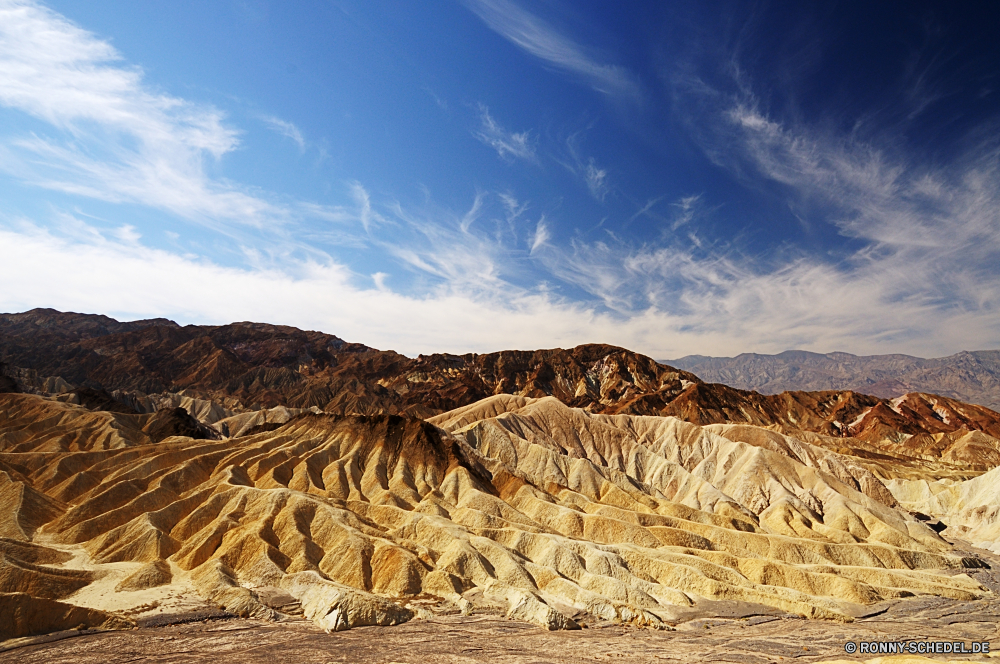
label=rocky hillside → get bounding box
[3,309,1000,473]
[3,309,1000,641]
[0,391,988,638]
[0,309,700,417]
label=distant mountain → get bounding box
[0,308,699,418]
[0,307,178,340]
[4,309,1000,470]
[667,350,1000,412]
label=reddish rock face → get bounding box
[0,310,699,417]
[3,309,1000,469]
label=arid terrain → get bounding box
[670,351,1000,412]
[2,309,1000,662]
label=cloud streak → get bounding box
[558,132,610,201]
[261,115,305,151]
[585,158,609,201]
[464,0,640,101]
[530,216,550,254]
[723,99,1000,280]
[473,104,535,161]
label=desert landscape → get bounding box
[1,309,999,662]
[3,0,998,661]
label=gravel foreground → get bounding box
[4,589,1000,664]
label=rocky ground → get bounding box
[4,596,999,664]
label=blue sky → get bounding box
[1,1,998,358]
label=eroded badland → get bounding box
[2,309,1000,663]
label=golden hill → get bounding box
[0,391,989,640]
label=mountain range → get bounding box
[4,309,1000,456]
[669,350,1000,412]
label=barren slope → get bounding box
[5,310,1000,464]
[0,391,991,642]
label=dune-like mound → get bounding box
[114,560,172,592]
[0,390,989,641]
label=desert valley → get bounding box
[3,1,999,661]
[1,309,999,662]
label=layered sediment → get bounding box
[1,310,997,645]
[0,391,990,639]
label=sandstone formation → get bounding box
[0,389,991,640]
[0,593,132,641]
[888,462,1000,554]
[1,309,999,645]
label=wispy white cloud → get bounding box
[260,114,305,151]
[499,193,528,222]
[531,90,1000,356]
[558,132,610,201]
[0,3,234,154]
[3,159,999,360]
[346,181,388,234]
[625,194,705,236]
[2,211,889,360]
[421,85,448,111]
[0,0,344,232]
[464,0,640,101]
[670,194,700,230]
[473,104,535,161]
[585,158,608,201]
[0,218,597,355]
[496,192,528,243]
[724,99,1000,263]
[460,192,484,233]
[630,196,665,223]
[530,216,550,254]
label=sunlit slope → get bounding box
[0,392,988,638]
[888,462,1000,554]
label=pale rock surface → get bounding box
[281,571,413,632]
[0,392,991,641]
[888,463,1000,553]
